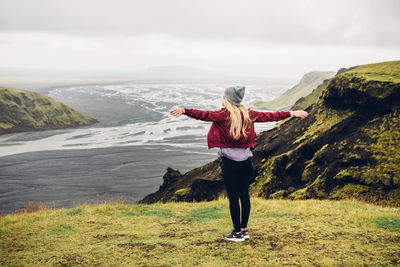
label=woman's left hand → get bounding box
[170,108,185,117]
[291,110,309,118]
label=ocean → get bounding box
[0,81,292,214]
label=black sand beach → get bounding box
[0,143,218,214]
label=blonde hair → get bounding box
[223,97,253,140]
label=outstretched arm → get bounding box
[250,109,291,122]
[170,108,226,122]
[250,109,308,122]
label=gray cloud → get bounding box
[1,0,399,79]
[1,0,400,47]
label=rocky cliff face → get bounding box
[140,162,225,203]
[0,86,97,135]
[140,61,400,206]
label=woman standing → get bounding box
[170,86,308,242]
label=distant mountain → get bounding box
[0,86,97,135]
[249,71,335,111]
[141,60,400,206]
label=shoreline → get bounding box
[0,119,98,137]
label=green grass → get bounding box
[120,209,172,218]
[375,216,400,230]
[189,207,224,222]
[1,198,399,266]
[344,60,400,83]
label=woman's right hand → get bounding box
[170,108,185,117]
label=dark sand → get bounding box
[0,144,219,214]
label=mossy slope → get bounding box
[249,71,335,111]
[249,61,400,206]
[0,86,97,135]
[141,60,400,206]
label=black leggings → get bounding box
[220,156,254,232]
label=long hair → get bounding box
[223,97,253,140]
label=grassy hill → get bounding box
[1,198,399,266]
[141,61,400,206]
[249,71,335,111]
[291,78,330,110]
[0,86,97,135]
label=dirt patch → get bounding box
[158,242,177,249]
[248,234,283,250]
[93,233,137,240]
[116,242,157,252]
[159,231,176,238]
[55,253,88,266]
[178,232,191,238]
[86,221,109,226]
[158,230,192,238]
[159,222,175,227]
[194,238,230,247]
[158,218,188,228]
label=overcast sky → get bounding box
[1,0,399,79]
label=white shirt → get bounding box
[217,147,253,161]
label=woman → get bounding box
[170,86,308,242]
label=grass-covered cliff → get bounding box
[249,71,335,111]
[141,61,400,206]
[291,78,330,110]
[0,86,97,135]
[1,198,399,266]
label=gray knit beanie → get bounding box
[224,86,245,106]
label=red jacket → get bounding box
[184,107,291,149]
